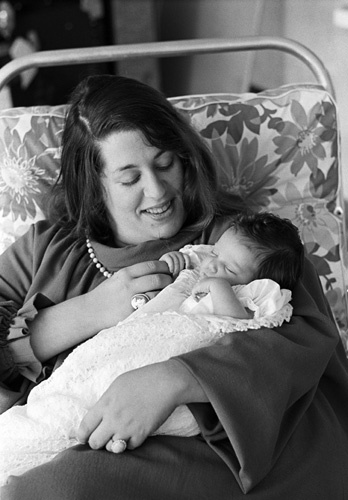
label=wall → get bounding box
[110,0,160,89]
[159,0,284,96]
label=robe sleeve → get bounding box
[173,258,341,493]
[0,226,52,391]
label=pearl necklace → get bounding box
[86,238,113,278]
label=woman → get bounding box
[1,75,348,499]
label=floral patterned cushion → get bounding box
[0,105,66,249]
[0,84,347,348]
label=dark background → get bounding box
[0,0,114,105]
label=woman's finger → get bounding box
[79,404,124,450]
[112,260,173,296]
[138,290,161,301]
[86,420,118,450]
[132,272,173,293]
[77,409,103,445]
[121,260,171,279]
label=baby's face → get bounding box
[199,228,258,285]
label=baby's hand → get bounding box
[192,277,226,301]
[159,251,191,277]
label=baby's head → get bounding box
[200,212,304,290]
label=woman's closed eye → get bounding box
[121,175,141,186]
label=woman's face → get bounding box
[99,129,186,245]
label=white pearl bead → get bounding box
[86,237,113,279]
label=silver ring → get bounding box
[110,439,127,454]
[131,293,150,310]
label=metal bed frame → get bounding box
[0,36,335,97]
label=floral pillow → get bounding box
[0,84,347,348]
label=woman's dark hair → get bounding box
[230,211,304,290]
[49,74,243,241]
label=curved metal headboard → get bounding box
[0,36,335,98]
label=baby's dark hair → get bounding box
[230,211,304,290]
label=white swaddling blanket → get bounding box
[0,272,292,486]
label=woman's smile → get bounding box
[142,200,173,217]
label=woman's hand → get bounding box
[85,260,173,331]
[77,359,208,451]
[29,261,172,362]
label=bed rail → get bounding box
[0,36,335,98]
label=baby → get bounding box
[157,210,304,320]
[0,212,304,485]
